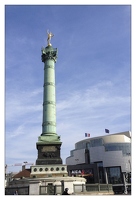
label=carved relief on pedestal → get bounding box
[43,152,57,158]
[41,146,56,152]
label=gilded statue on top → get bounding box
[47,30,54,46]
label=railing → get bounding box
[40,185,62,195]
[73,184,113,193]
[5,186,29,195]
[39,184,113,195]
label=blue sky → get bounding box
[5,4,132,172]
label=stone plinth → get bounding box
[30,164,68,178]
[36,142,62,165]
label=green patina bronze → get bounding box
[37,32,61,144]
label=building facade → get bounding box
[66,131,131,193]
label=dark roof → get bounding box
[13,169,31,178]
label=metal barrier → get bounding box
[5,186,29,195]
[40,185,62,195]
[5,184,113,195]
[74,184,113,193]
[40,184,113,195]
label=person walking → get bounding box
[62,188,70,195]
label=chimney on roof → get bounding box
[22,165,25,171]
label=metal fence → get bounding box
[40,185,63,195]
[39,184,113,195]
[5,186,29,195]
[5,184,113,195]
[74,184,113,193]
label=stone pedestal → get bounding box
[30,164,68,178]
[36,142,62,165]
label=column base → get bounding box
[36,142,62,165]
[38,133,61,143]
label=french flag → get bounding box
[85,133,90,137]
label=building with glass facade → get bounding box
[66,131,131,193]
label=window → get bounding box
[95,162,103,167]
[90,138,103,147]
[61,167,65,171]
[76,138,103,150]
[86,142,90,149]
[104,143,131,155]
[76,142,86,149]
[107,167,123,184]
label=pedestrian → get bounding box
[14,190,18,195]
[62,188,70,195]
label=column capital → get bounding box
[41,46,58,63]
